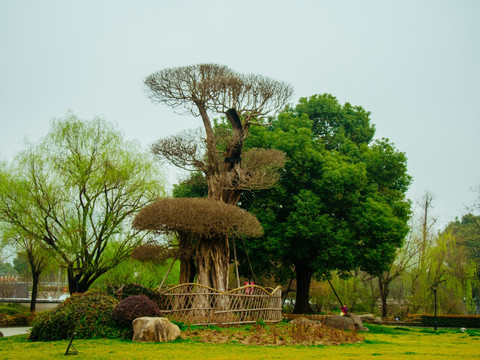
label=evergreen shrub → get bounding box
[0,304,36,326]
[29,292,127,341]
[421,315,480,328]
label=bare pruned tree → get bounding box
[133,198,263,290]
[151,128,206,172]
[145,63,293,203]
[144,64,292,291]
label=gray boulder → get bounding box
[132,317,180,342]
[323,315,355,331]
[359,314,375,323]
[346,313,369,331]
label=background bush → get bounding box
[421,315,480,328]
[29,292,128,341]
[91,258,180,291]
[0,303,36,327]
[111,294,161,329]
[114,283,164,308]
[115,283,160,300]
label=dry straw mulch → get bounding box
[181,321,364,346]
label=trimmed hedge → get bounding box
[421,315,480,328]
[29,292,128,341]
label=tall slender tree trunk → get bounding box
[378,275,390,318]
[293,262,314,314]
[30,271,40,312]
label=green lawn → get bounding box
[1,325,479,360]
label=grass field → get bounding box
[1,325,479,360]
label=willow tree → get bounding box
[0,114,165,293]
[144,64,292,290]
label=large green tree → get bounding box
[240,94,411,313]
[0,113,165,293]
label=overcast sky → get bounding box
[1,0,479,229]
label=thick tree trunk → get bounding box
[293,262,314,314]
[30,271,40,312]
[378,275,389,318]
[67,269,104,294]
[179,233,197,283]
[198,107,246,291]
[179,257,196,284]
[196,236,230,292]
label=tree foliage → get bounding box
[0,113,165,293]
[240,94,411,313]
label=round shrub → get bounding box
[29,292,127,341]
[111,294,161,328]
[115,283,161,302]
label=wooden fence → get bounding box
[156,283,282,326]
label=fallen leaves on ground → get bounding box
[181,322,364,346]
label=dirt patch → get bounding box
[181,322,364,346]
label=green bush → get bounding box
[114,283,164,308]
[115,283,160,300]
[421,315,480,328]
[111,294,161,329]
[0,303,36,327]
[0,312,36,327]
[0,304,22,316]
[29,292,128,341]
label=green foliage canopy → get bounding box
[240,94,411,313]
[0,113,165,293]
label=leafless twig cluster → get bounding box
[133,197,263,239]
[145,63,293,121]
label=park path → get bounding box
[0,327,30,337]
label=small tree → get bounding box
[0,113,165,293]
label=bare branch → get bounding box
[133,198,263,239]
[222,148,286,191]
[151,128,207,172]
[144,63,293,122]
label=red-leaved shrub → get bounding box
[111,294,161,328]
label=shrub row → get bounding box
[0,313,36,327]
[0,305,22,316]
[421,315,480,328]
[0,304,36,327]
[29,292,128,341]
[29,284,164,341]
